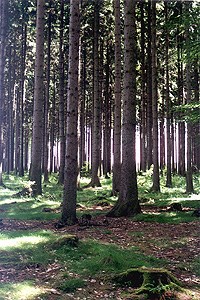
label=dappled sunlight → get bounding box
[0,234,49,250]
[0,282,45,300]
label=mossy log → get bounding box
[112,267,182,298]
[51,235,79,249]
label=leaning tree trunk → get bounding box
[107,0,141,218]
[61,0,80,225]
[29,0,45,195]
[151,0,160,192]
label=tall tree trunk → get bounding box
[151,0,160,192]
[107,0,141,217]
[43,5,52,182]
[177,2,185,176]
[140,1,146,173]
[146,1,153,169]
[29,0,45,195]
[112,0,121,193]
[90,0,101,187]
[58,0,65,184]
[185,3,194,193]
[61,0,80,225]
[165,2,172,187]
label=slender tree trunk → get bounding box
[62,0,80,225]
[89,0,101,187]
[58,0,65,184]
[165,2,172,187]
[177,2,185,176]
[185,3,194,193]
[112,0,121,193]
[43,5,52,182]
[140,1,146,173]
[107,0,141,217]
[29,0,45,195]
[146,2,153,169]
[151,1,160,192]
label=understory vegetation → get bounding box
[0,172,199,299]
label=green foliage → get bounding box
[58,278,86,293]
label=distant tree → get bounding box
[61,0,80,225]
[107,0,141,217]
[29,0,45,195]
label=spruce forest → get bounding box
[0,0,200,299]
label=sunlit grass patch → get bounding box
[0,233,49,251]
[0,281,45,300]
[133,211,197,224]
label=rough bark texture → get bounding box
[61,0,80,225]
[29,0,45,195]
[112,0,121,193]
[107,0,141,218]
[151,1,160,192]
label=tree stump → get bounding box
[112,267,182,299]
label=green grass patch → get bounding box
[133,211,197,224]
[0,281,44,300]
[58,278,86,293]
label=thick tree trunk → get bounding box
[107,0,141,217]
[61,0,80,225]
[29,0,45,195]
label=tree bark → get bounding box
[61,0,80,225]
[151,0,160,192]
[112,0,121,193]
[107,0,141,217]
[29,0,45,195]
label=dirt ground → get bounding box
[0,209,200,299]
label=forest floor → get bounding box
[0,205,200,300]
[0,174,200,299]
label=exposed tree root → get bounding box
[112,267,182,299]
